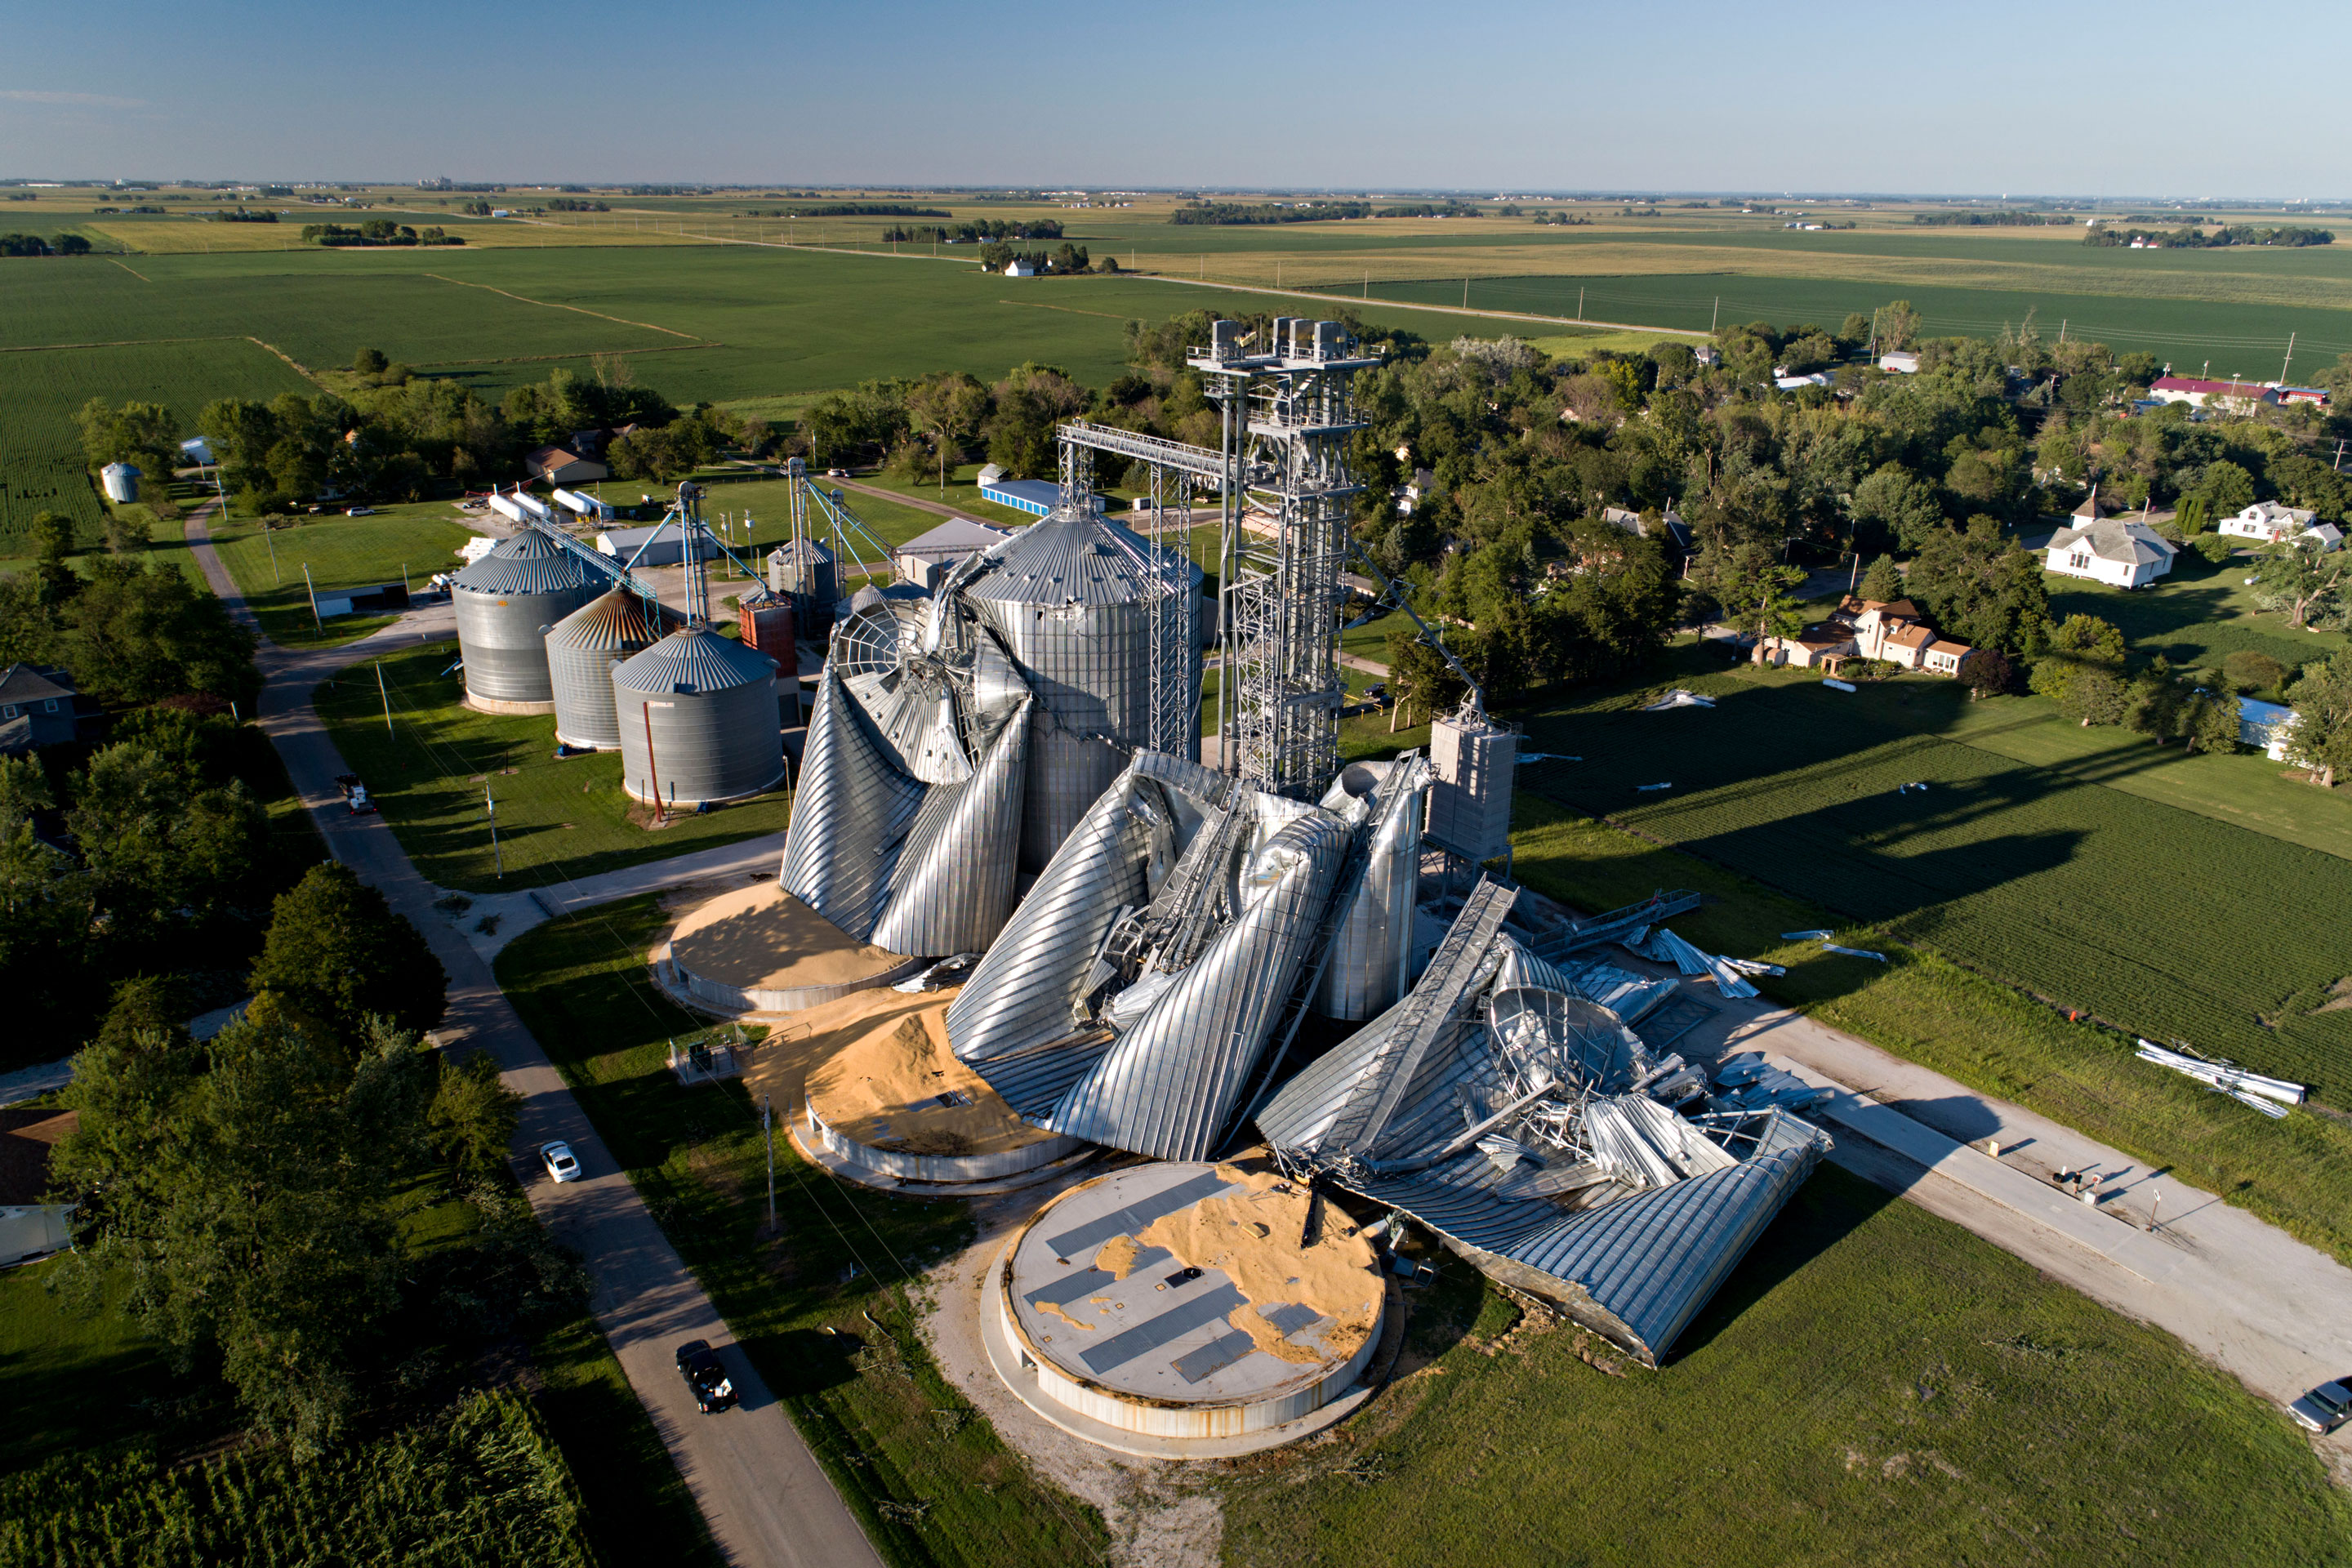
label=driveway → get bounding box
[184,504,880,1568]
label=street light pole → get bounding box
[763,1094,777,1231]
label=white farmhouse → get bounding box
[2043,497,2178,589]
[1003,258,1036,277]
[2220,500,2343,551]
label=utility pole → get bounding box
[2333,438,2345,474]
[1577,286,1584,321]
[1711,296,1720,333]
[376,662,393,737]
[2280,331,2297,385]
[763,1094,777,1230]
[303,563,320,630]
[485,780,501,878]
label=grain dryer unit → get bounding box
[960,505,1201,872]
[450,531,602,714]
[612,626,785,808]
[546,589,684,751]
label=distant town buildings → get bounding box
[2148,376,2278,412]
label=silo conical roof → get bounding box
[452,528,595,595]
[613,626,778,695]
[546,588,683,653]
[962,507,1167,606]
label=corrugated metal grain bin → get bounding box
[963,506,1201,871]
[547,589,684,751]
[612,627,785,808]
[450,531,602,714]
[767,540,837,640]
[1428,713,1517,863]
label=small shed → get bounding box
[2238,697,2299,760]
[598,524,719,567]
[893,516,1011,590]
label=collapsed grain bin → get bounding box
[612,626,783,808]
[449,530,603,715]
[984,1160,1387,1452]
[960,504,1202,871]
[546,588,685,751]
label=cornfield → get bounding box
[0,1392,595,1568]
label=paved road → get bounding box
[185,506,880,1568]
[1635,946,2352,1445]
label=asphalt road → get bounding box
[185,507,880,1568]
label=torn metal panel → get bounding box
[868,697,1032,957]
[1259,880,1831,1365]
[1315,755,1431,1022]
[1049,807,1349,1160]
[777,668,926,939]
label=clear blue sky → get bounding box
[3,0,2341,196]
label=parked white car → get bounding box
[540,1140,582,1183]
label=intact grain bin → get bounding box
[962,505,1200,871]
[612,627,784,808]
[100,462,140,504]
[450,531,602,715]
[767,539,836,639]
[546,589,684,751]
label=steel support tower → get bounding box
[1191,317,1380,800]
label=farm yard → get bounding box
[201,502,479,647]
[311,639,797,893]
[1517,662,2352,1099]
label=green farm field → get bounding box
[313,639,795,894]
[1516,660,2352,1098]
[0,336,310,546]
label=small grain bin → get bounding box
[100,462,140,504]
[766,539,837,639]
[546,589,684,751]
[449,530,603,714]
[612,626,785,808]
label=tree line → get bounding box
[876,217,1062,243]
[2085,224,2333,248]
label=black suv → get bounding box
[675,1339,737,1413]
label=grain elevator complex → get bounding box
[451,318,1833,1455]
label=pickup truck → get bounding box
[334,773,377,815]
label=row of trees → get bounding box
[0,232,93,256]
[49,862,589,1453]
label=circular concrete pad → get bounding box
[994,1160,1385,1446]
[666,884,920,1012]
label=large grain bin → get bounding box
[962,505,1201,871]
[449,531,603,715]
[612,627,784,808]
[546,589,684,751]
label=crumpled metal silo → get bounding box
[546,589,685,751]
[612,626,784,808]
[961,506,1202,872]
[1313,755,1430,1021]
[1257,880,1833,1366]
[451,530,603,713]
[776,596,1040,959]
[945,751,1353,1162]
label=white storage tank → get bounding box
[100,462,140,504]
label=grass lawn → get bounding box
[205,501,479,648]
[0,1258,231,1471]
[493,897,1109,1568]
[2044,544,2347,675]
[1218,1164,2352,1568]
[1508,650,2352,1101]
[312,639,795,894]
